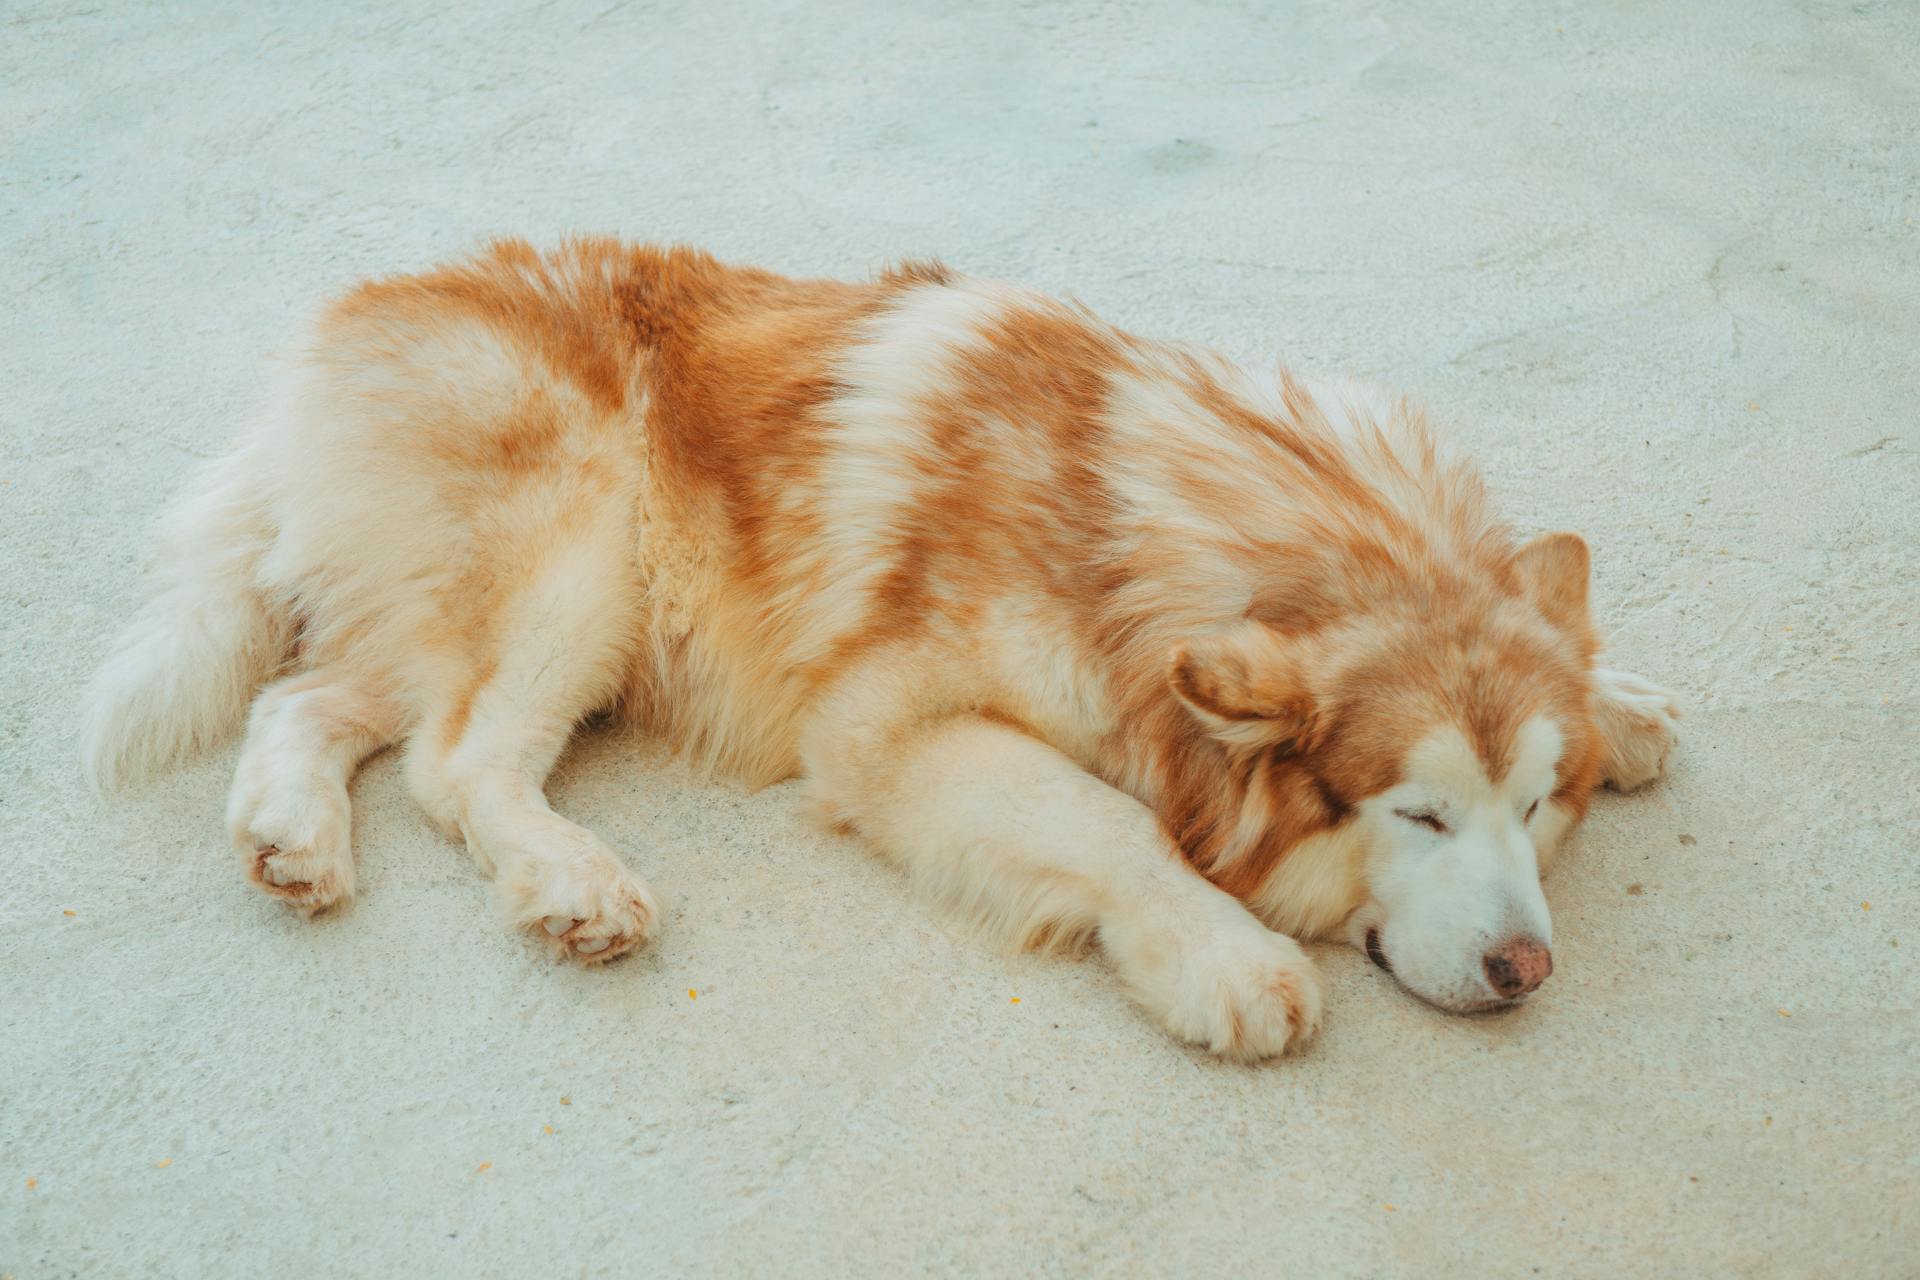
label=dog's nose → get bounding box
[1483,938,1552,998]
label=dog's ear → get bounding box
[1169,620,1320,753]
[1513,531,1591,632]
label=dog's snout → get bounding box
[1483,938,1552,999]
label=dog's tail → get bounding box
[81,450,290,791]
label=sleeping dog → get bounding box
[84,240,1678,1058]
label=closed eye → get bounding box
[1525,799,1541,823]
[1394,808,1450,835]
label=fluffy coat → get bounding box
[83,240,1679,1057]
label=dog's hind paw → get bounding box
[230,780,356,916]
[498,836,662,965]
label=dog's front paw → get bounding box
[1593,667,1681,791]
[1129,919,1324,1061]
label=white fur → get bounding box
[81,450,287,790]
[407,536,661,963]
[1593,666,1682,790]
[1351,717,1562,1011]
[227,673,396,912]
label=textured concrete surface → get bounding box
[3,2,1916,1275]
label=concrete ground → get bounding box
[3,1,1916,1275]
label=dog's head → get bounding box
[1170,531,1605,1012]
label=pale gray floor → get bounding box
[3,2,1916,1276]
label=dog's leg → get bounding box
[227,669,401,914]
[812,713,1323,1060]
[403,543,658,964]
[1592,666,1681,790]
